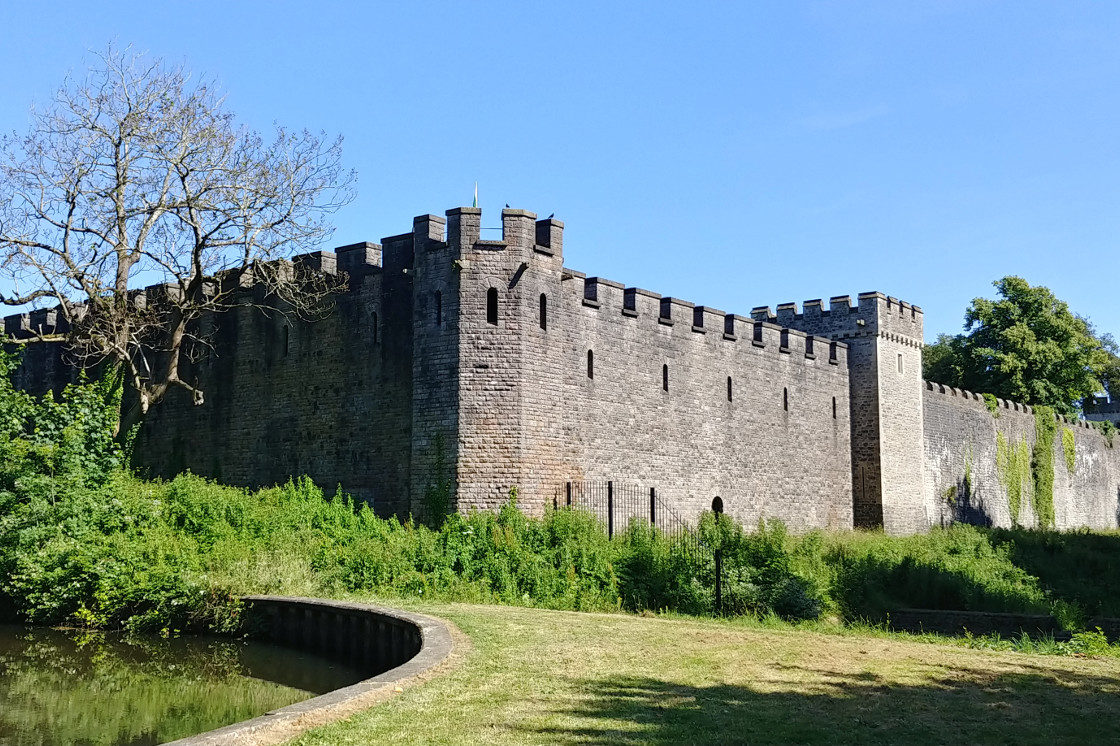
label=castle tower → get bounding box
[404,206,567,515]
[451,207,567,512]
[754,293,926,533]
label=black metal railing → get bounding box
[553,480,700,549]
[553,479,726,610]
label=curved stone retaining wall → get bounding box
[244,596,424,676]
[167,596,455,745]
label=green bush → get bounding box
[791,525,1050,622]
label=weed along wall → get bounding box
[922,382,1120,530]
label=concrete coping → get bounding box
[167,596,455,745]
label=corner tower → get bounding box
[754,293,926,533]
[407,206,567,515]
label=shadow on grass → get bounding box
[522,665,1120,745]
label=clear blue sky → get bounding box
[2,1,1118,341]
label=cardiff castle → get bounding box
[9,206,1120,534]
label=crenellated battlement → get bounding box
[2,240,386,342]
[565,273,848,366]
[924,380,1102,431]
[386,206,567,259]
[751,291,923,346]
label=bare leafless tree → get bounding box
[0,45,354,437]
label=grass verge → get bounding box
[293,601,1120,746]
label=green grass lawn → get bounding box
[293,602,1120,746]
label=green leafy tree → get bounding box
[1088,330,1120,405]
[922,333,968,387]
[923,277,1107,415]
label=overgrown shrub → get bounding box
[793,525,1050,622]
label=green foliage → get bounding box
[1062,427,1076,473]
[794,525,1050,623]
[922,333,967,387]
[1089,329,1120,405]
[1032,407,1057,529]
[7,344,1120,637]
[614,520,707,615]
[995,431,1030,525]
[982,393,1000,416]
[1067,627,1112,657]
[0,345,123,498]
[985,527,1120,620]
[924,277,1108,415]
[695,515,823,620]
[1091,419,1116,448]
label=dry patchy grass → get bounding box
[293,602,1120,745]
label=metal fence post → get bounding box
[713,496,724,615]
[566,481,572,508]
[649,487,656,526]
[607,481,614,539]
[714,548,723,614]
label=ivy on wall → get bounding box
[423,432,453,527]
[1032,407,1057,529]
[996,431,1030,526]
[1062,427,1076,474]
[1091,419,1116,448]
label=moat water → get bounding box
[0,624,366,746]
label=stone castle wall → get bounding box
[3,206,855,529]
[135,242,416,515]
[923,382,1120,530]
[547,277,853,529]
[436,208,852,529]
[7,204,1120,535]
[751,294,927,532]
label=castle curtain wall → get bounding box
[131,243,415,516]
[922,383,1120,531]
[12,204,1120,534]
[548,279,854,530]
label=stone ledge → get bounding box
[166,596,455,746]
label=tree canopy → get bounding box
[922,276,1111,414]
[0,46,354,436]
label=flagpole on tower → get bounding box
[473,181,478,209]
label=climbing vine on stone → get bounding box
[1032,407,1057,529]
[1062,428,1076,474]
[996,431,1030,526]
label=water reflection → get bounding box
[0,624,366,746]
